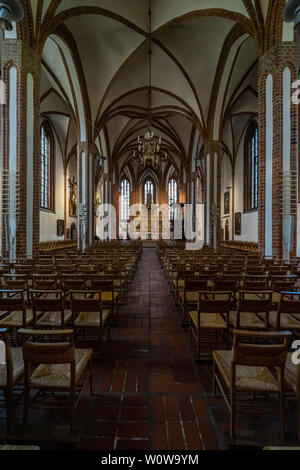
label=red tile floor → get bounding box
[0,245,299,450]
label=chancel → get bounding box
[1,0,300,453]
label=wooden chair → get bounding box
[214,278,238,306]
[35,265,56,275]
[32,274,59,291]
[269,292,300,332]
[30,290,71,328]
[270,276,297,304]
[269,266,289,276]
[284,352,300,440]
[213,330,291,440]
[189,291,231,360]
[179,279,208,324]
[0,328,24,432]
[90,279,119,318]
[243,275,268,291]
[230,291,272,330]
[0,290,33,329]
[2,275,29,303]
[245,265,266,276]
[19,329,93,434]
[70,291,111,345]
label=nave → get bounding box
[0,243,299,451]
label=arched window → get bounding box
[40,122,54,210]
[245,121,258,211]
[168,179,178,206]
[144,180,154,206]
[120,178,130,221]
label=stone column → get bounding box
[204,141,221,249]
[258,42,298,259]
[1,39,41,259]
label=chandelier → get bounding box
[133,0,167,170]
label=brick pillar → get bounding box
[204,141,221,249]
[77,142,95,250]
[1,39,41,259]
[258,42,298,259]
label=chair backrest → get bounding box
[214,279,238,291]
[63,279,87,291]
[14,265,33,276]
[0,328,13,388]
[278,292,300,314]
[198,291,232,313]
[70,290,102,312]
[269,266,288,276]
[238,291,272,313]
[271,276,297,292]
[232,330,291,368]
[30,290,64,312]
[56,265,76,273]
[185,279,208,292]
[90,280,114,291]
[3,275,28,291]
[0,290,26,312]
[19,329,75,366]
[243,276,268,291]
[35,265,55,274]
[32,274,58,290]
[245,266,266,275]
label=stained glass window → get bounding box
[120,178,130,221]
[41,123,53,210]
[144,180,154,206]
[246,122,258,211]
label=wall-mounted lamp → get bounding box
[226,186,232,192]
[95,155,107,167]
[0,0,24,32]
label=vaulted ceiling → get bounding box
[25,0,289,184]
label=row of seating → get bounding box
[0,242,142,434]
[159,244,300,441]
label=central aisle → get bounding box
[78,245,221,450]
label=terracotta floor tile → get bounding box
[152,422,168,450]
[120,407,149,422]
[6,247,296,451]
[117,422,149,439]
[167,422,186,450]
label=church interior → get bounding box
[1,0,300,452]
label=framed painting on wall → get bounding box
[57,219,64,237]
[235,212,241,236]
[224,191,230,215]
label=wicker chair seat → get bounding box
[272,292,283,304]
[284,353,295,391]
[74,310,111,327]
[172,279,184,289]
[284,353,297,391]
[213,350,279,393]
[269,312,300,330]
[36,311,72,326]
[29,349,92,389]
[0,348,24,388]
[179,292,198,303]
[101,292,119,302]
[113,280,125,288]
[230,311,266,329]
[0,310,34,327]
[189,311,227,329]
[94,292,119,302]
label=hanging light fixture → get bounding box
[95,155,107,167]
[133,0,167,170]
